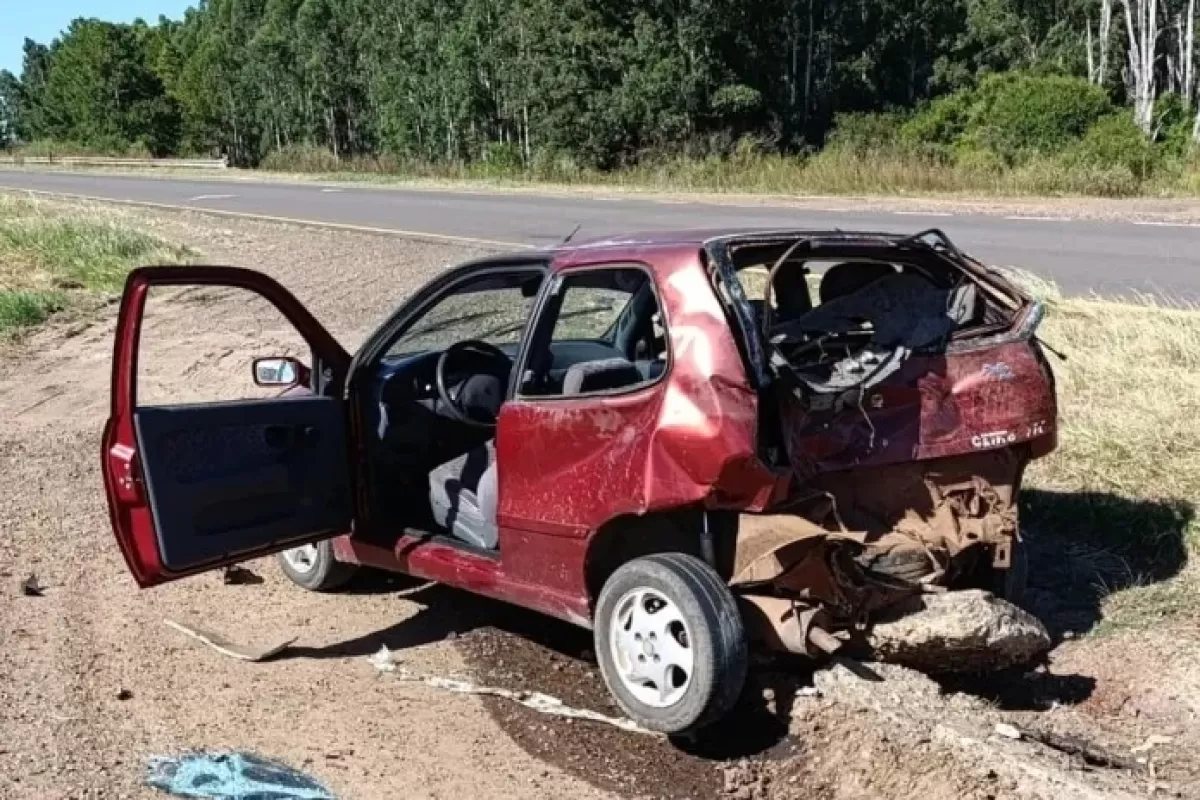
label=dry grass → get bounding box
[0,194,192,333]
[1011,276,1200,633]
[257,142,1200,199]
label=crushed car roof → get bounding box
[557,226,962,254]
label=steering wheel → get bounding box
[435,340,513,427]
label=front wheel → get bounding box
[277,540,358,592]
[594,553,747,735]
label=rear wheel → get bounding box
[277,541,358,592]
[594,553,747,735]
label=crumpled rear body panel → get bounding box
[497,245,787,540]
[781,339,1057,480]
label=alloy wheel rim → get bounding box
[608,587,694,708]
[282,544,320,574]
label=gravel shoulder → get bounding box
[0,203,611,800]
[0,198,1197,799]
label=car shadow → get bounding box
[925,488,1192,709]
[934,667,1098,711]
[277,485,1193,777]
[282,572,799,759]
[1019,488,1193,638]
[279,577,527,660]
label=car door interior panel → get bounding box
[134,396,352,571]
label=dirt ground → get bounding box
[0,200,1197,799]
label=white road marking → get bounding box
[187,193,237,201]
[320,188,343,193]
[892,210,954,217]
[1132,220,1200,228]
[1004,215,1066,222]
[0,186,531,250]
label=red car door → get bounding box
[102,266,355,587]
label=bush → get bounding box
[969,72,1112,159]
[1155,93,1195,159]
[826,111,908,154]
[899,73,1113,167]
[901,91,974,151]
[710,85,764,117]
[1069,113,1157,179]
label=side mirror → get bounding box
[252,356,309,388]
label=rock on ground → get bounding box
[867,589,1052,673]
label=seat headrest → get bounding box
[818,262,896,304]
[562,358,643,395]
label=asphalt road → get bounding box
[2,169,1198,300]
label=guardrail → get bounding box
[0,155,228,169]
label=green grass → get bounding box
[0,289,67,329]
[257,142,1200,199]
[0,194,191,333]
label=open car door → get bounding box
[102,266,355,588]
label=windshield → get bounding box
[387,270,543,357]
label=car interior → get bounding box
[359,265,669,552]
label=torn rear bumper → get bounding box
[731,447,1034,658]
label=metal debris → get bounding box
[164,619,296,662]
[370,646,658,736]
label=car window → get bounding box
[387,273,540,357]
[518,266,668,399]
[549,285,634,342]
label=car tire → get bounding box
[277,541,358,592]
[594,553,747,735]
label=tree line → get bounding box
[0,0,1198,169]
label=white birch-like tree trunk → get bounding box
[1122,0,1159,133]
[1186,0,1196,105]
[1088,0,1114,85]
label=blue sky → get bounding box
[2,0,194,74]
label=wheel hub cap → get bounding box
[282,544,319,574]
[608,588,694,708]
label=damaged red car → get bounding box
[102,228,1057,735]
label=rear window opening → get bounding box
[726,239,1028,399]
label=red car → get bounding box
[102,228,1056,735]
